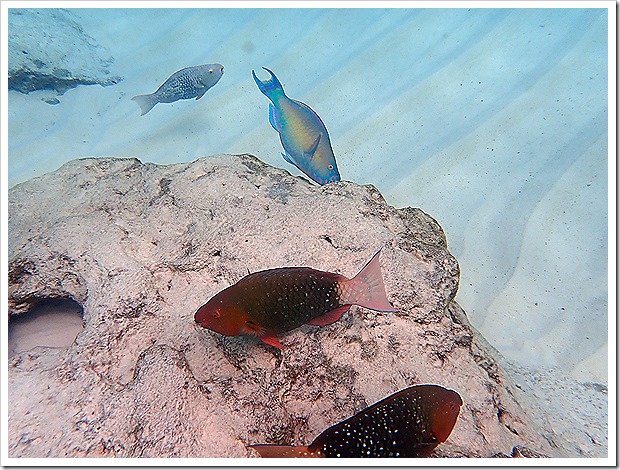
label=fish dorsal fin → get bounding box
[269,104,280,131]
[240,320,265,337]
[306,305,351,327]
[304,133,322,160]
[293,98,317,115]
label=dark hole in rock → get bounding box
[8,298,84,357]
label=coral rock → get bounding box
[9,155,557,458]
[8,9,122,95]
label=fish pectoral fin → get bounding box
[240,322,284,349]
[281,152,296,165]
[240,321,265,337]
[304,133,322,160]
[259,334,285,349]
[280,134,320,166]
[306,305,351,327]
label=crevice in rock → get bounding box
[8,298,84,357]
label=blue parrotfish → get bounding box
[250,384,463,458]
[194,249,396,349]
[252,67,341,185]
[132,63,224,115]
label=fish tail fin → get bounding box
[252,67,285,100]
[250,444,319,458]
[131,93,157,115]
[340,249,397,312]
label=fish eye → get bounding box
[328,164,334,170]
[209,69,214,73]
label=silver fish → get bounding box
[132,63,224,115]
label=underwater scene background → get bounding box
[8,6,609,385]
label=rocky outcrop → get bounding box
[8,9,122,96]
[8,155,559,458]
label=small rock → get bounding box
[8,9,122,95]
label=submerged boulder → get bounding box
[8,155,558,458]
[8,9,122,95]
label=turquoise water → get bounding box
[7,7,609,382]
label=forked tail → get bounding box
[339,249,397,312]
[131,93,157,116]
[251,67,285,101]
[249,444,320,458]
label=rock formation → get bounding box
[8,155,560,458]
[8,9,122,96]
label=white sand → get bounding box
[7,7,609,386]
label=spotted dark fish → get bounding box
[132,63,224,115]
[194,249,396,349]
[250,384,463,458]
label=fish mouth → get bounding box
[194,308,210,328]
[327,174,341,184]
[320,172,341,185]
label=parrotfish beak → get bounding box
[317,170,341,185]
[252,67,282,95]
[195,307,210,328]
[326,173,341,184]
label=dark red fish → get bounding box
[194,249,396,348]
[250,384,463,458]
